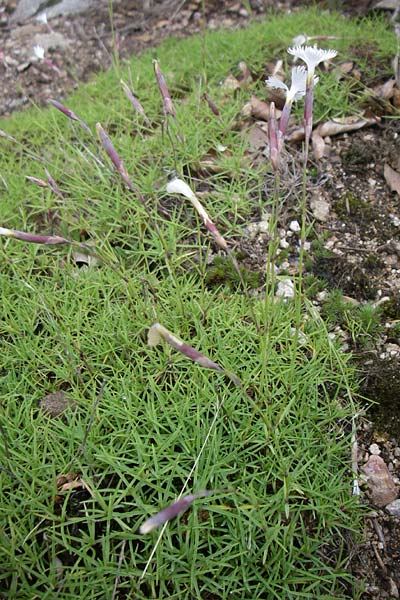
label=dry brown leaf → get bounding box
[286,126,305,143]
[333,61,354,80]
[247,123,269,153]
[222,73,240,91]
[240,101,253,118]
[375,0,399,8]
[265,87,286,110]
[317,114,378,137]
[311,129,326,160]
[72,249,100,268]
[287,112,378,145]
[384,163,400,196]
[249,95,271,121]
[238,61,253,86]
[392,86,400,108]
[247,95,282,122]
[56,473,81,488]
[373,78,396,100]
[55,473,94,501]
[339,61,354,74]
[266,59,284,78]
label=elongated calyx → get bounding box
[140,490,215,534]
[148,323,223,372]
[0,226,72,245]
[166,177,228,252]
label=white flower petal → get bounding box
[0,227,13,236]
[265,75,288,93]
[287,44,337,72]
[33,45,45,60]
[147,324,162,346]
[292,34,308,46]
[166,177,196,201]
[36,12,48,24]
[287,66,307,101]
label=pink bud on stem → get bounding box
[45,169,62,197]
[0,227,72,245]
[268,102,279,171]
[26,176,48,188]
[50,99,92,136]
[26,170,62,197]
[148,323,223,372]
[0,130,17,143]
[140,490,216,534]
[166,178,228,252]
[153,59,176,118]
[96,123,135,192]
[120,80,151,127]
[203,93,220,116]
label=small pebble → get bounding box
[385,499,400,518]
[276,277,294,299]
[289,220,300,233]
[369,443,381,455]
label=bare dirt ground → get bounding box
[1,0,400,597]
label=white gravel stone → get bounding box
[310,196,331,222]
[289,220,301,233]
[385,499,400,518]
[369,443,381,455]
[276,277,295,299]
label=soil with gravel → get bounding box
[1,0,400,597]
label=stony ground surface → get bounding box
[1,0,400,597]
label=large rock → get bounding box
[361,454,398,507]
[10,0,107,24]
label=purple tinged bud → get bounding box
[268,102,279,171]
[140,490,215,534]
[303,83,314,149]
[166,178,228,252]
[178,341,223,371]
[204,93,220,116]
[153,59,176,118]
[0,226,72,245]
[120,80,150,126]
[96,123,134,191]
[278,102,293,140]
[50,99,92,135]
[26,176,48,188]
[45,169,62,197]
[148,323,223,372]
[0,130,17,143]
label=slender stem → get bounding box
[264,172,281,329]
[226,249,260,333]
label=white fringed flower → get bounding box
[287,45,337,76]
[36,12,48,24]
[166,177,228,251]
[166,177,196,201]
[266,66,309,103]
[33,45,45,60]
